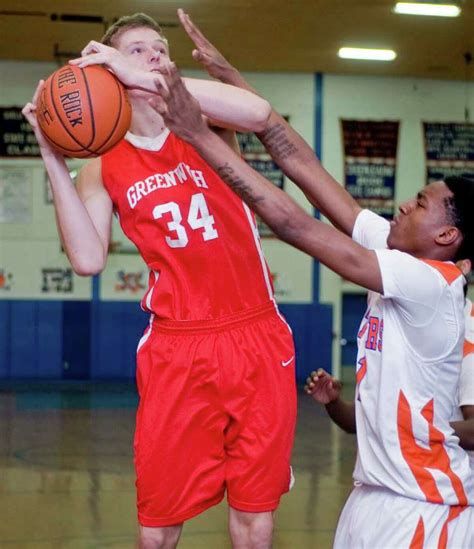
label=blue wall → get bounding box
[341,294,367,368]
[0,300,332,384]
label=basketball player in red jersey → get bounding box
[23,13,297,549]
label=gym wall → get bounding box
[1,61,473,381]
[0,61,332,382]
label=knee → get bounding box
[138,525,182,549]
[229,510,273,548]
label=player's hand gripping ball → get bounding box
[36,64,131,158]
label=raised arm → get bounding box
[69,42,271,134]
[182,78,271,132]
[178,9,256,92]
[22,83,112,276]
[178,9,361,236]
[152,64,383,294]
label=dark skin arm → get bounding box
[305,369,474,448]
[178,9,361,236]
[460,404,474,421]
[152,64,384,294]
[304,369,356,434]
[455,405,474,450]
[451,418,474,451]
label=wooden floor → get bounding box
[0,382,357,548]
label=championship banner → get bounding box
[423,122,474,183]
[341,120,399,218]
[237,119,287,237]
[0,107,40,157]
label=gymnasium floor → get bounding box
[0,380,357,548]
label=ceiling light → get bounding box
[393,3,461,17]
[338,48,397,61]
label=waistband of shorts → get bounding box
[152,302,278,334]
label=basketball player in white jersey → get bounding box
[304,261,474,457]
[152,11,474,548]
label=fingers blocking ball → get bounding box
[37,64,131,158]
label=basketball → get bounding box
[36,64,132,158]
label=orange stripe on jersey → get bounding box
[397,391,468,505]
[471,302,474,317]
[409,516,425,549]
[420,400,468,506]
[356,356,367,386]
[437,506,467,549]
[464,340,474,358]
[421,260,462,285]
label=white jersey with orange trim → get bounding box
[351,209,473,506]
[334,484,473,549]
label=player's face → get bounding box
[115,27,171,71]
[387,181,454,256]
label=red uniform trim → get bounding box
[152,301,276,334]
[356,356,367,386]
[421,260,462,285]
[397,391,468,505]
[138,493,225,527]
[463,340,474,358]
[437,506,467,549]
[409,516,425,549]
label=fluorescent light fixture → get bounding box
[338,47,397,61]
[393,2,461,17]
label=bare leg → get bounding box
[138,524,183,549]
[228,508,273,549]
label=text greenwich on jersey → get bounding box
[126,162,210,209]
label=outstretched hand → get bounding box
[304,368,342,405]
[178,9,234,80]
[150,61,208,143]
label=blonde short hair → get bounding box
[101,13,168,49]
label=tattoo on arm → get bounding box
[258,123,298,160]
[217,163,265,206]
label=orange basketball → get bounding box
[37,64,132,158]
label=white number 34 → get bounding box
[152,193,219,248]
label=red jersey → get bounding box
[101,131,275,320]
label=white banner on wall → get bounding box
[0,241,92,300]
[0,166,32,223]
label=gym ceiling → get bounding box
[1,1,473,80]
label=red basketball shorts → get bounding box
[134,302,297,527]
